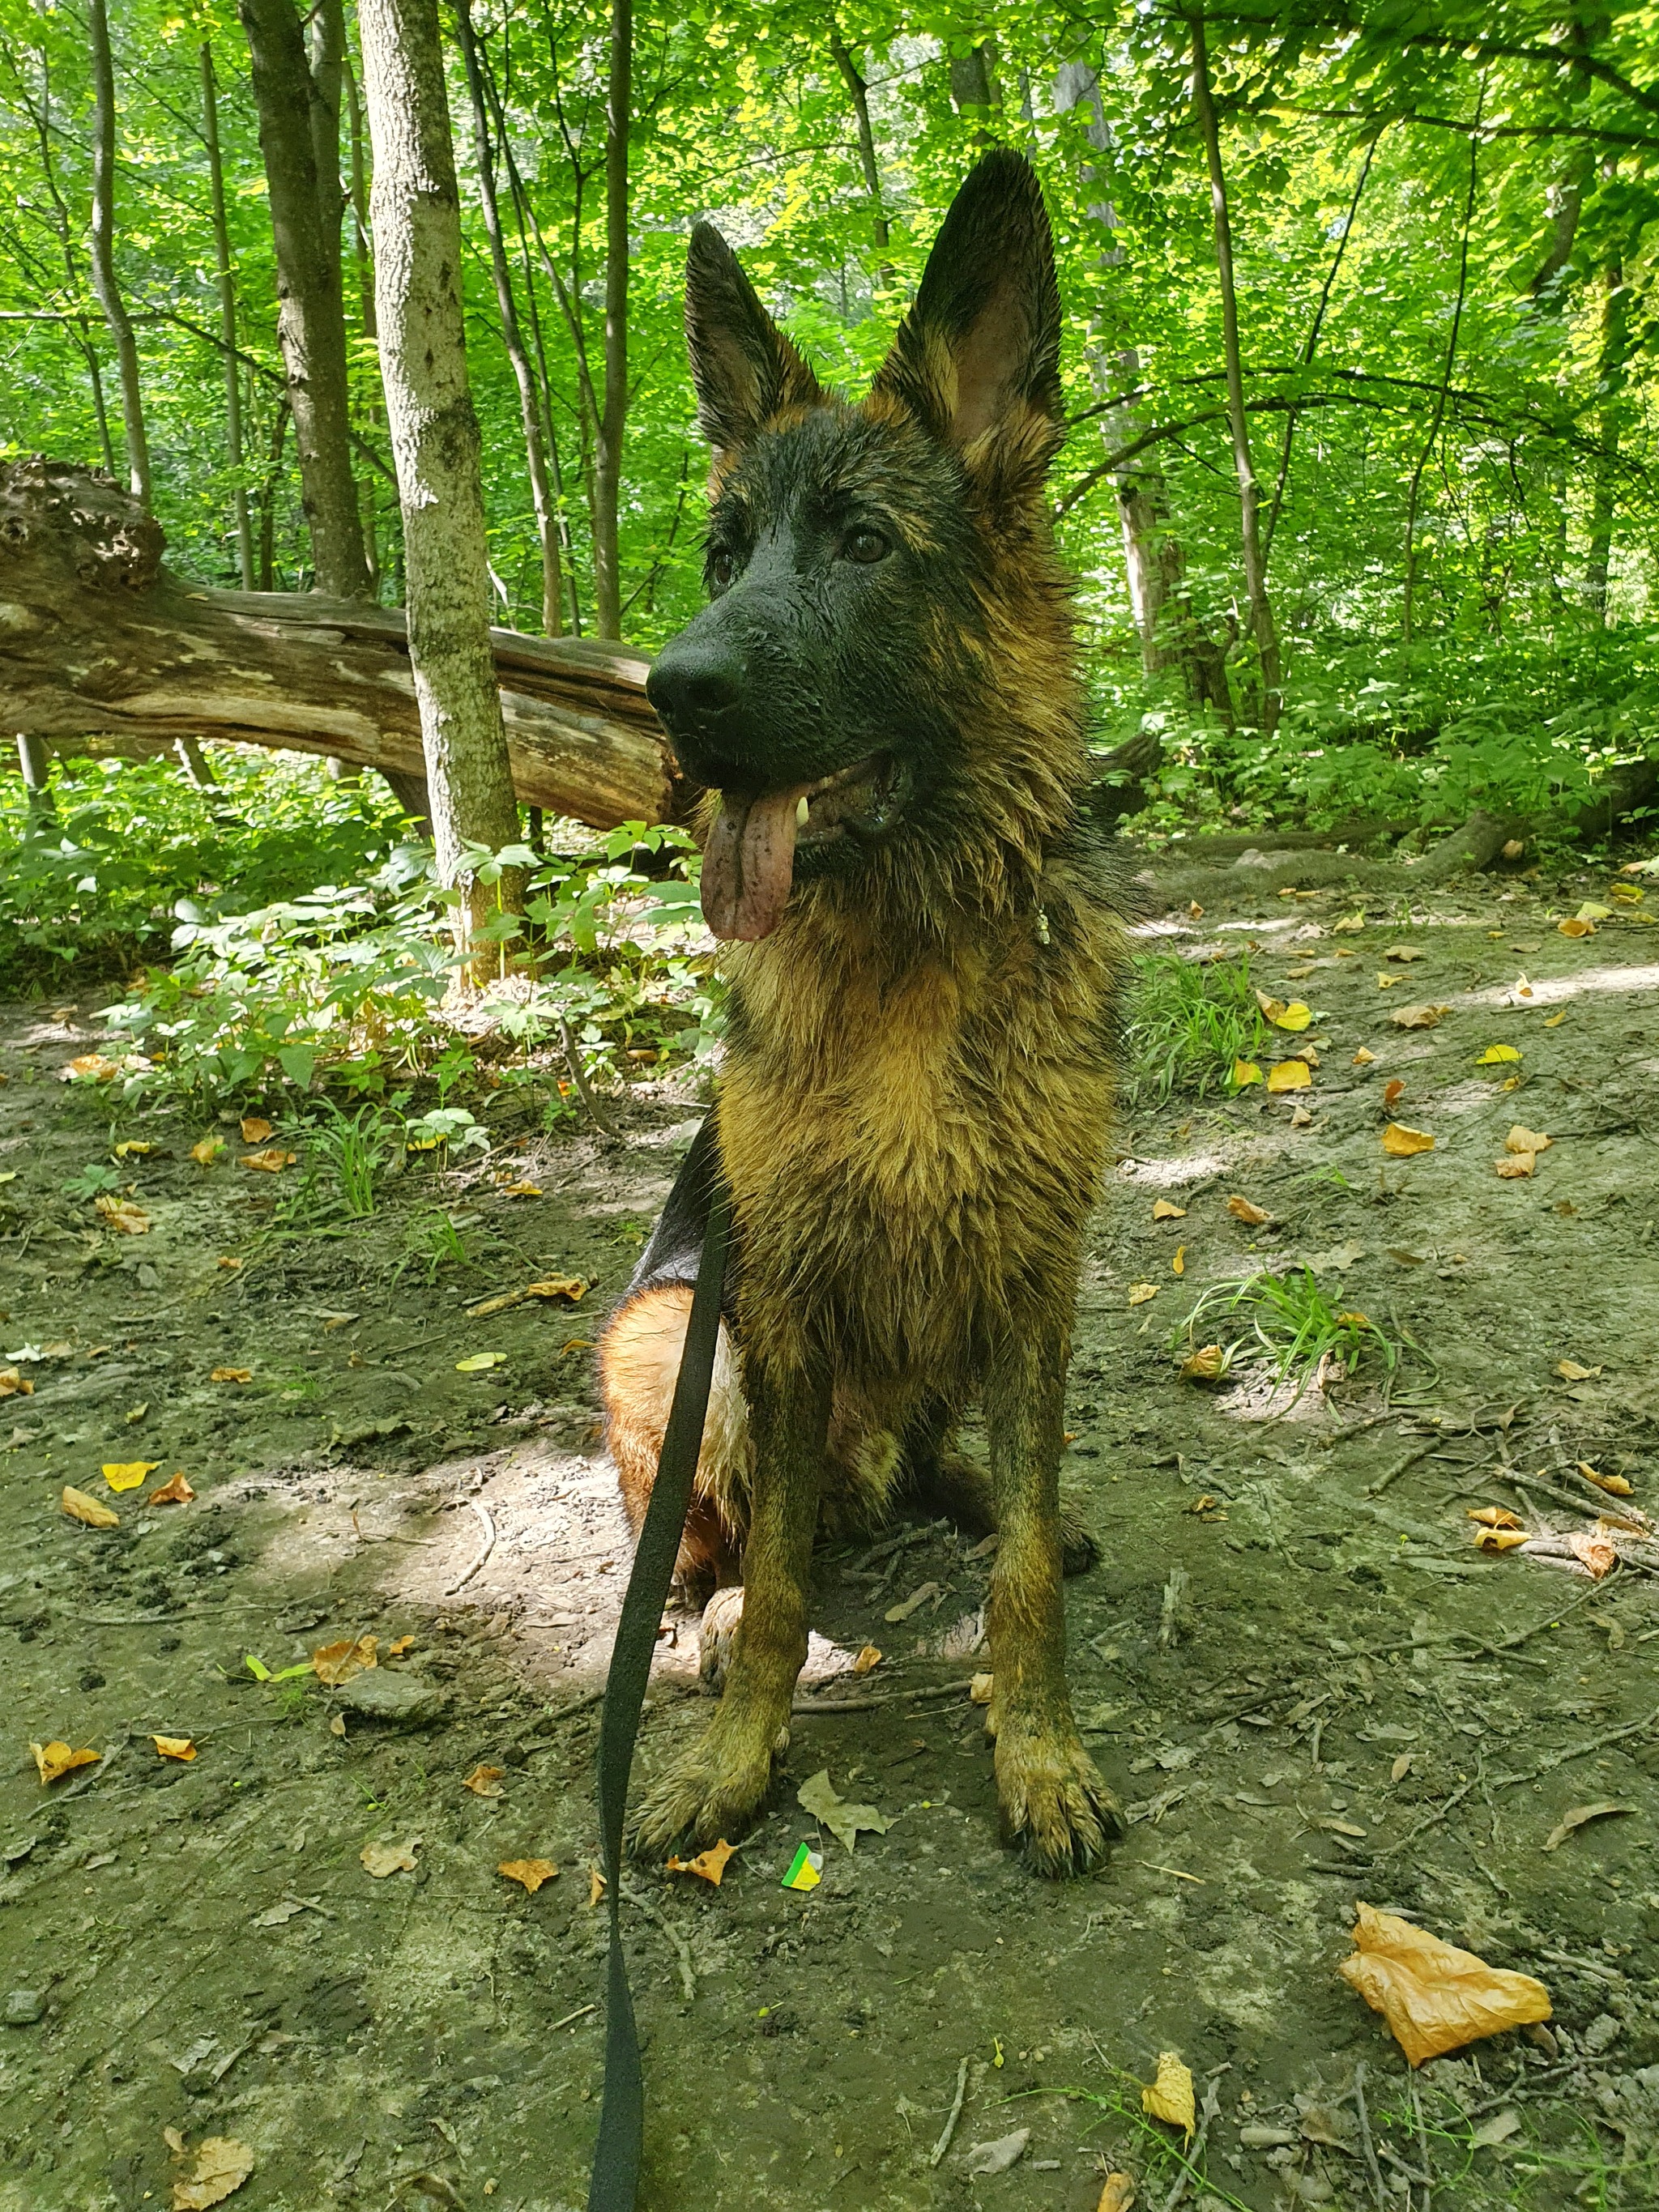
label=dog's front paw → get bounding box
[995,1715,1123,1877]
[629,1703,783,1857]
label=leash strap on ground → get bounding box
[588,1187,731,2212]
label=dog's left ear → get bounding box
[873,149,1062,489]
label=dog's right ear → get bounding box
[685,224,824,459]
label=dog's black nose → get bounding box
[646,638,743,733]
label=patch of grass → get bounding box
[1170,1265,1405,1401]
[1124,953,1270,1103]
[307,1100,403,1217]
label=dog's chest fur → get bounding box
[717,855,1120,1385]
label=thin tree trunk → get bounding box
[237,0,370,599]
[1585,254,1629,624]
[27,55,116,475]
[343,53,382,597]
[592,0,632,639]
[358,0,523,972]
[257,396,289,589]
[87,0,150,508]
[202,45,254,590]
[1190,12,1279,729]
[457,0,562,637]
[949,40,999,127]
[1402,92,1482,646]
[830,33,893,288]
[17,733,55,820]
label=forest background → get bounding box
[0,0,1655,1097]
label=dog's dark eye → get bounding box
[707,548,738,591]
[842,527,890,565]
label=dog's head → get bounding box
[646,151,1075,943]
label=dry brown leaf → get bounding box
[1473,1526,1529,1553]
[1376,972,1402,987]
[1382,1078,1405,1108]
[0,1368,34,1398]
[95,1195,150,1234]
[30,1740,100,1784]
[1558,916,1595,937]
[238,1116,273,1142]
[1141,2051,1196,2137]
[1468,1506,1521,1529]
[1382,1123,1435,1157]
[238,1148,295,1173]
[1542,1801,1636,1852]
[1556,1358,1600,1381]
[1506,1124,1552,1155]
[215,1255,241,1270]
[1151,1200,1187,1221]
[1226,1194,1269,1225]
[1567,1531,1618,1578]
[1095,2177,1136,2212]
[1352,1046,1376,1064]
[147,1471,194,1505]
[62,1484,119,1529]
[65,1053,120,1080]
[153,1736,196,1762]
[312,1634,377,1686]
[387,1634,416,1656]
[1337,1902,1551,2065]
[463,1763,506,1798]
[525,1276,586,1302]
[498,1857,559,1893]
[666,1837,738,1886]
[588,1867,606,1907]
[1389,1004,1450,1030]
[1128,1282,1159,1306]
[1577,1463,1634,1498]
[1392,1753,1414,1784]
[1267,1059,1311,1093]
[851,1644,882,1676]
[211,1367,252,1384]
[1384,944,1426,962]
[360,1836,420,1877]
[170,2135,254,2210]
[1179,1343,1227,1382]
[970,1672,994,1704]
[190,1136,224,1166]
[1495,1154,1536,1178]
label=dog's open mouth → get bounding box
[702,752,902,941]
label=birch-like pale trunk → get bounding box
[357,0,522,974]
[202,45,254,589]
[88,0,151,507]
[592,0,632,639]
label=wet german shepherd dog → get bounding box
[597,150,1127,1874]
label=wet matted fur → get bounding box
[597,150,1128,1874]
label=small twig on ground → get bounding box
[1350,2061,1388,2210]
[548,2002,597,2033]
[539,1686,606,1727]
[620,1881,694,2002]
[1158,1565,1191,1650]
[1410,2073,1434,2210]
[1364,1440,1441,1496]
[794,1681,970,1716]
[928,2055,971,2168]
[445,1498,495,1594]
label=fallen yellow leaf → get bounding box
[1141,2050,1196,2137]
[1477,1044,1520,1064]
[211,1367,252,1383]
[1382,1122,1435,1157]
[169,2133,254,2210]
[147,1471,194,1505]
[95,1195,151,1234]
[1333,914,1364,932]
[1171,1244,1186,1276]
[190,1136,224,1166]
[851,1644,882,1676]
[1389,1004,1450,1030]
[103,1460,158,1493]
[153,1736,196,1762]
[1179,1344,1228,1382]
[113,1140,153,1157]
[312,1634,377,1686]
[1506,1124,1551,1154]
[1384,944,1426,963]
[1266,1059,1311,1093]
[0,1368,34,1398]
[1558,916,1595,937]
[501,1182,544,1198]
[30,1740,100,1784]
[1473,1526,1529,1553]
[1468,1506,1521,1529]
[1577,1462,1633,1498]
[666,1838,738,1886]
[66,1053,120,1081]
[215,1255,241,1270]
[588,1867,606,1907]
[1256,991,1311,1031]
[1128,1282,1158,1306]
[387,1634,416,1656]
[970,1673,994,1703]
[1544,1011,1567,1028]
[1151,1200,1187,1221]
[360,1837,420,1877]
[1568,1530,1618,1578]
[1495,1153,1536,1179]
[456,1350,506,1371]
[1226,1194,1269,1225]
[238,1148,295,1173]
[1375,973,1402,987]
[239,1117,273,1142]
[463,1763,507,1798]
[499,1857,559,1893]
[1337,1902,1550,2065]
[1231,1059,1262,1087]
[62,1485,119,1528]
[1352,1046,1376,1065]
[1095,2175,1137,2212]
[1556,1358,1600,1382]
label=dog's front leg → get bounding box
[983,1324,1124,1874]
[631,1361,828,1854]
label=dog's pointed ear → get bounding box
[685,223,824,458]
[873,151,1062,486]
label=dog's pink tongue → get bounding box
[702,786,804,941]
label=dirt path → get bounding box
[2,866,1657,2212]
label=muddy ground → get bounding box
[1,859,1657,2212]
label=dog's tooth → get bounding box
[795,795,810,828]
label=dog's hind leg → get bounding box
[981,1326,1124,1876]
[906,1402,1099,1575]
[632,1358,828,1854]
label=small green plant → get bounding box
[307,1100,402,1217]
[1170,1265,1404,1401]
[1124,954,1270,1103]
[62,1162,124,1199]
[394,1207,468,1285]
[404,1105,489,1159]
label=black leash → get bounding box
[588,1188,731,2212]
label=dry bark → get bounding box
[0,460,681,828]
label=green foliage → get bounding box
[1171,1266,1405,1400]
[1124,954,1269,1103]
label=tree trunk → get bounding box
[1585,254,1629,624]
[592,0,632,640]
[0,458,681,827]
[1189,14,1280,731]
[457,0,563,637]
[830,35,893,288]
[202,45,254,590]
[87,0,151,509]
[343,53,383,597]
[948,40,999,126]
[237,0,371,599]
[16,732,55,820]
[358,0,526,971]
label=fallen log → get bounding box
[0,458,688,830]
